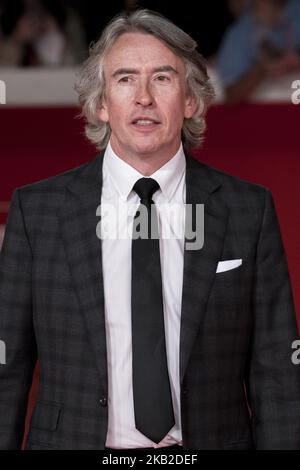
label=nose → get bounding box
[135,81,153,107]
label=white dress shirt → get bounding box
[101,141,186,449]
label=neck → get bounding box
[109,142,182,176]
[122,155,174,176]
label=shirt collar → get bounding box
[103,141,186,203]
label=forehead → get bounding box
[103,32,185,72]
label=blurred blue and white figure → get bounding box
[217,0,300,102]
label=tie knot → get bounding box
[132,177,160,202]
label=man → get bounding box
[217,0,300,103]
[0,9,299,451]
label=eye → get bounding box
[156,75,170,82]
[118,76,132,83]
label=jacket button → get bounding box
[99,397,107,407]
[182,389,188,395]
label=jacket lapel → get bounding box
[180,155,229,385]
[58,153,108,387]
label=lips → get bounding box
[131,117,161,125]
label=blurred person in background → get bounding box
[0,0,86,67]
[227,0,251,18]
[217,0,300,103]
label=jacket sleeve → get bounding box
[248,188,300,449]
[0,189,37,449]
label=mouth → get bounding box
[131,118,161,131]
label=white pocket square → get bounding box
[216,259,242,273]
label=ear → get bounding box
[184,95,199,119]
[98,99,109,123]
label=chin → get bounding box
[132,143,160,156]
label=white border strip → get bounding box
[0,67,78,106]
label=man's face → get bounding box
[98,32,197,162]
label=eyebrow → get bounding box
[111,65,179,78]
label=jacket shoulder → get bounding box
[189,156,270,197]
[16,155,101,196]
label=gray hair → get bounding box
[75,9,215,150]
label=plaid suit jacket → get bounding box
[0,152,299,450]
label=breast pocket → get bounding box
[213,261,244,288]
[216,259,243,274]
[208,257,249,312]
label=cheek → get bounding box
[110,87,135,103]
[157,92,186,116]
[110,93,136,121]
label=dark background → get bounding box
[0,0,235,59]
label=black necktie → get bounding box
[131,177,175,444]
